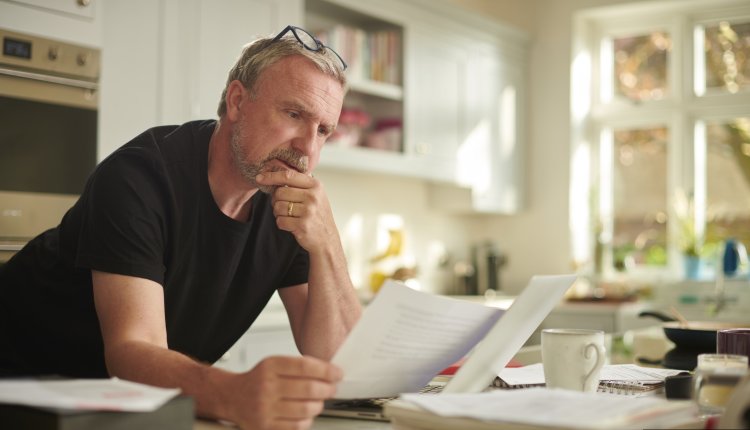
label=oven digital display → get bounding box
[3,37,32,59]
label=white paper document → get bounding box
[399,388,697,429]
[331,280,504,399]
[0,378,180,412]
[498,363,684,386]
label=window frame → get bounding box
[571,0,750,282]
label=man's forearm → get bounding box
[301,244,362,359]
[104,340,233,421]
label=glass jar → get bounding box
[693,353,748,417]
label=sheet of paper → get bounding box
[332,280,504,398]
[0,378,180,412]
[400,388,696,429]
[498,363,684,386]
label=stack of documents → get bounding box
[0,378,192,430]
[385,388,698,430]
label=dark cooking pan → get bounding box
[639,311,750,351]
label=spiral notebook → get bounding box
[495,363,683,396]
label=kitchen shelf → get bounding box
[317,144,452,183]
[348,79,403,101]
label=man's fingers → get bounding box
[256,171,315,188]
[274,417,315,430]
[263,356,343,382]
[275,399,325,419]
[277,378,338,400]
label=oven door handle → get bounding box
[0,66,98,90]
[0,243,24,252]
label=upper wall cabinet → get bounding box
[307,0,529,213]
[0,0,101,46]
[162,0,303,123]
[98,0,302,157]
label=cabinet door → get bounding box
[405,27,467,182]
[465,46,524,213]
[190,0,302,120]
[0,0,101,46]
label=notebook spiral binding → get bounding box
[493,377,662,395]
[597,380,660,396]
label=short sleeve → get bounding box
[278,248,309,288]
[75,149,168,285]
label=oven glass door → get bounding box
[0,95,97,195]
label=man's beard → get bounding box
[230,119,309,194]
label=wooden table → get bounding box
[195,415,389,429]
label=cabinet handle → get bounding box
[416,143,430,155]
[77,0,90,7]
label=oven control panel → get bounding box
[0,28,99,80]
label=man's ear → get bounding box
[225,80,246,122]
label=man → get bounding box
[0,25,362,429]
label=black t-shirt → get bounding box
[0,120,309,377]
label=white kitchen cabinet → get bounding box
[307,0,529,212]
[181,0,302,121]
[98,0,301,158]
[0,0,101,46]
[404,26,465,182]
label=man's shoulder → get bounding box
[137,119,216,149]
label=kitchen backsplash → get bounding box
[314,168,476,295]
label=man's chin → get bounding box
[258,185,277,195]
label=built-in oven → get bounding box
[0,28,100,264]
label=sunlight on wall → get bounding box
[599,38,613,104]
[570,144,591,266]
[599,128,614,241]
[694,121,707,238]
[342,213,364,290]
[571,47,593,267]
[571,51,592,121]
[693,26,706,96]
[500,85,517,158]
[456,119,491,193]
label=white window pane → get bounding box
[613,32,670,102]
[611,127,669,270]
[704,21,750,94]
[705,118,750,252]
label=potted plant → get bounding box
[674,189,703,278]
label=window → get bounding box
[572,0,750,281]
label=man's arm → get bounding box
[258,171,362,360]
[92,270,342,429]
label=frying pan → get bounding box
[639,311,750,351]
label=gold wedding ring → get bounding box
[287,201,294,217]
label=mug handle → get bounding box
[582,342,606,391]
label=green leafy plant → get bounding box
[674,189,702,257]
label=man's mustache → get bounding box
[264,149,308,173]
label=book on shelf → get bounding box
[315,24,400,85]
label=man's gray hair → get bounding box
[217,34,347,117]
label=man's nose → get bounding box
[292,124,320,157]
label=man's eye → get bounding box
[287,111,300,119]
[318,126,330,136]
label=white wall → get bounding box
[315,168,473,295]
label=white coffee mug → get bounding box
[542,328,606,392]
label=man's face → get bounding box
[229,55,345,194]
